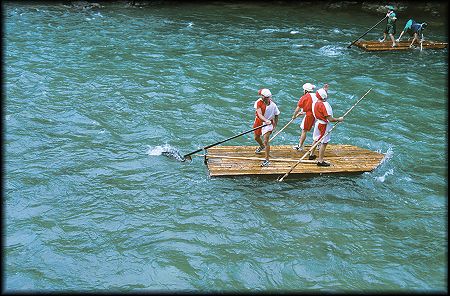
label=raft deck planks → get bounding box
[354,40,448,51]
[205,144,385,177]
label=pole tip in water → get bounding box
[161,148,186,162]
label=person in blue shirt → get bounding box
[396,19,416,42]
[409,22,428,48]
[396,19,427,47]
[379,6,397,47]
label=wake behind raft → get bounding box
[162,89,385,181]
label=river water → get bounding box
[4,1,447,292]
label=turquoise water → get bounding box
[4,2,447,292]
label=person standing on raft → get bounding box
[253,88,280,167]
[379,5,397,47]
[292,82,317,152]
[308,86,344,167]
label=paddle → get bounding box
[269,113,300,142]
[277,88,372,182]
[347,16,388,48]
[181,123,269,161]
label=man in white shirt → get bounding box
[253,88,280,167]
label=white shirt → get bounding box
[254,98,280,135]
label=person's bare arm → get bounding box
[325,115,343,123]
[256,108,271,125]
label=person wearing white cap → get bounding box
[291,82,317,154]
[308,86,344,167]
[253,88,280,167]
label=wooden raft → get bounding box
[204,144,385,177]
[354,40,448,51]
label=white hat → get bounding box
[302,83,316,92]
[316,88,328,100]
[259,88,272,98]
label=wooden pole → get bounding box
[269,113,300,142]
[183,123,268,161]
[348,16,388,48]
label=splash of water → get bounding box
[378,146,394,164]
[373,146,395,182]
[331,28,342,34]
[147,144,186,162]
[375,168,394,182]
[319,45,343,57]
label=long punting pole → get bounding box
[183,123,268,161]
[269,113,301,142]
[347,16,388,48]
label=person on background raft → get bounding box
[379,5,397,47]
[408,22,428,48]
[253,88,280,167]
[292,82,316,152]
[396,19,428,46]
[308,87,344,167]
[396,18,417,42]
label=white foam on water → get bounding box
[375,168,394,183]
[147,144,173,156]
[260,28,287,33]
[402,176,413,182]
[238,16,256,21]
[293,44,314,48]
[331,28,342,34]
[318,45,343,57]
[378,146,394,164]
[373,146,395,182]
[147,144,185,161]
[372,146,394,182]
[303,26,316,31]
